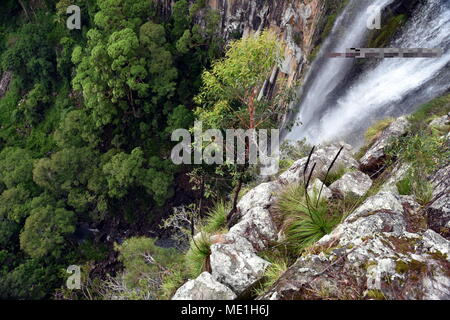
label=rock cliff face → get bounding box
[156,0,325,85]
[206,0,323,84]
[172,115,450,300]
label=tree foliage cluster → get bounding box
[0,0,222,299]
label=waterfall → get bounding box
[284,0,450,146]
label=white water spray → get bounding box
[285,0,450,145]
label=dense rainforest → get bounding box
[0,0,233,299]
[3,0,448,302]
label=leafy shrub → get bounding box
[159,268,186,300]
[116,237,183,297]
[387,133,448,175]
[277,184,339,254]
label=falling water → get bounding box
[284,0,450,146]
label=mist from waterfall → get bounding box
[284,0,450,146]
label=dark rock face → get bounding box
[427,164,450,239]
[387,0,422,17]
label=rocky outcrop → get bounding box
[427,164,450,239]
[173,142,365,300]
[237,181,281,217]
[329,171,373,198]
[279,143,359,186]
[172,272,237,300]
[308,178,332,201]
[360,117,410,174]
[227,207,278,252]
[380,162,411,194]
[172,111,449,300]
[0,71,12,98]
[429,113,450,129]
[260,192,450,300]
[210,236,270,296]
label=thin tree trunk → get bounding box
[18,0,31,21]
[227,167,244,226]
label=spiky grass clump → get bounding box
[277,184,339,254]
[202,201,229,234]
[185,235,212,278]
[253,258,289,296]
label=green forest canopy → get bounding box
[0,0,224,299]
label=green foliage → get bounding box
[115,237,183,298]
[277,184,339,254]
[320,164,348,187]
[254,258,288,297]
[102,148,145,198]
[396,170,434,205]
[0,258,62,300]
[396,176,412,196]
[20,205,76,259]
[364,118,394,145]
[195,30,285,130]
[366,289,386,300]
[0,147,34,189]
[165,105,195,134]
[79,240,109,262]
[202,201,229,234]
[0,186,32,223]
[14,83,51,125]
[0,0,232,299]
[0,218,20,248]
[54,109,100,148]
[172,0,191,39]
[1,20,57,87]
[386,94,450,205]
[410,93,450,125]
[387,133,447,176]
[159,268,186,300]
[185,235,211,278]
[368,15,407,48]
[280,139,312,163]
